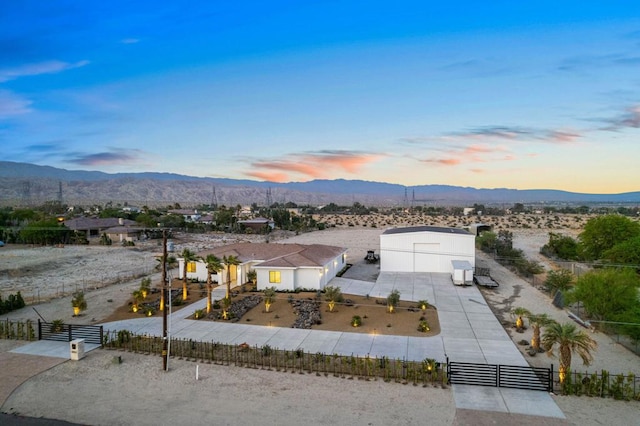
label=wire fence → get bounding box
[0,266,156,305]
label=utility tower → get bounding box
[266,187,273,208]
[211,186,218,209]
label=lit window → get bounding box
[269,271,281,283]
[187,261,197,273]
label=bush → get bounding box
[351,315,362,327]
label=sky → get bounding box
[2,1,640,193]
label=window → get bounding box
[187,261,197,273]
[269,271,281,283]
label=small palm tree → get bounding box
[204,254,223,314]
[223,254,241,299]
[139,277,151,299]
[324,285,343,312]
[247,269,257,285]
[387,289,400,313]
[263,286,276,313]
[180,248,199,300]
[71,291,87,316]
[511,307,531,331]
[131,290,144,313]
[220,297,232,320]
[542,321,598,384]
[527,313,554,352]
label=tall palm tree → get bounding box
[223,254,240,299]
[527,313,554,352]
[542,321,598,383]
[204,254,223,314]
[180,248,199,301]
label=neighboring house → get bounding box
[104,225,145,243]
[198,214,215,225]
[65,217,139,239]
[168,209,202,222]
[177,242,347,292]
[380,226,475,273]
[237,217,274,233]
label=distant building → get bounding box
[65,217,141,240]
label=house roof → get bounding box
[197,242,346,268]
[103,226,144,234]
[238,217,272,224]
[65,217,137,231]
[382,225,472,236]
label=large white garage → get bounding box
[380,226,475,273]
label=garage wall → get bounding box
[380,230,475,273]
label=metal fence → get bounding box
[103,330,448,386]
[447,361,552,392]
[38,320,103,345]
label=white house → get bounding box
[380,226,475,273]
[178,242,347,292]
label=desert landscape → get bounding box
[1,213,639,425]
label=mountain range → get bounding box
[1,161,638,207]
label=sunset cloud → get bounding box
[602,105,640,130]
[67,149,142,166]
[244,150,383,182]
[404,125,582,146]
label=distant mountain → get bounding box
[0,161,638,207]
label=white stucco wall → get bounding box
[380,230,475,273]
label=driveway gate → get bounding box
[38,319,103,345]
[448,361,552,392]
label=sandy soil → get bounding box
[1,214,639,425]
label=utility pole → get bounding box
[162,229,169,371]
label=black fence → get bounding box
[448,361,552,392]
[38,320,103,345]
[103,330,448,386]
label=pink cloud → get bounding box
[245,151,382,181]
[245,170,290,182]
[547,130,581,143]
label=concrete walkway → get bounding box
[11,272,565,420]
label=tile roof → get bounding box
[197,242,346,268]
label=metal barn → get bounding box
[380,226,476,273]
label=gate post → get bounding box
[37,319,41,340]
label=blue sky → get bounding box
[2,2,640,193]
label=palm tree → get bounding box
[527,313,554,352]
[324,285,343,312]
[263,286,276,313]
[223,254,240,299]
[180,248,199,301]
[71,291,87,316]
[131,290,144,313]
[542,321,598,383]
[204,254,223,314]
[220,296,232,320]
[511,307,531,331]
